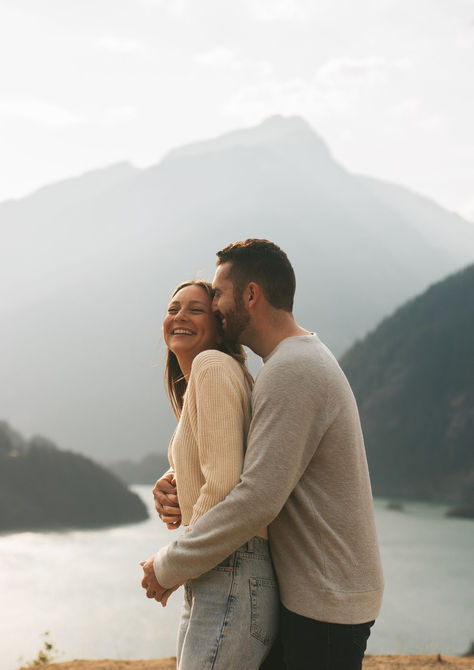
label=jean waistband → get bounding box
[238,536,269,554]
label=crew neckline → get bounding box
[263,332,317,363]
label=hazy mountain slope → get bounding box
[340,263,474,506]
[1,115,474,461]
[0,161,138,215]
[358,175,474,264]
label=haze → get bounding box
[0,0,473,218]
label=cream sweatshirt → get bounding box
[169,349,251,527]
[154,334,383,624]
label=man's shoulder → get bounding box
[265,334,332,369]
[256,335,341,391]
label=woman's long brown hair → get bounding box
[165,280,252,419]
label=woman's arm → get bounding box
[154,430,181,528]
[153,470,181,529]
[189,362,248,526]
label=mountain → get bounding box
[340,263,474,513]
[0,421,148,531]
[109,452,170,485]
[1,115,474,461]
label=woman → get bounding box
[150,280,278,670]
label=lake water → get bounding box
[1,487,473,669]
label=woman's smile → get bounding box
[163,284,220,373]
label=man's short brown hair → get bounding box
[216,239,295,312]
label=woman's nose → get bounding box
[175,308,188,320]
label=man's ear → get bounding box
[247,282,261,307]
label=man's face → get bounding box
[212,263,250,343]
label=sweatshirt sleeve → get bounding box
[154,353,335,587]
[188,363,245,525]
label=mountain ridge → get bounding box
[1,115,474,460]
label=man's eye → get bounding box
[191,308,204,313]
[168,308,178,313]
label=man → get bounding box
[142,239,383,669]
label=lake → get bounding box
[1,487,473,669]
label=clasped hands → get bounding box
[140,472,182,606]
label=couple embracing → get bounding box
[141,239,383,669]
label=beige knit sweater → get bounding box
[169,349,252,527]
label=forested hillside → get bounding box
[0,421,148,531]
[340,263,474,515]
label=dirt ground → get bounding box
[18,655,474,670]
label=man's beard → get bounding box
[218,296,250,344]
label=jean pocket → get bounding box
[184,580,193,606]
[212,553,235,572]
[249,577,279,646]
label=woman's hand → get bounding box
[153,472,182,529]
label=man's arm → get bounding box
[154,357,333,588]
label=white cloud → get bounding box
[255,61,275,77]
[0,99,83,128]
[194,49,276,80]
[418,115,444,132]
[222,78,335,125]
[248,0,309,21]
[95,35,145,55]
[103,105,138,123]
[390,99,420,118]
[140,0,188,16]
[194,47,242,70]
[457,201,474,222]
[394,57,413,70]
[222,55,411,126]
[316,57,389,87]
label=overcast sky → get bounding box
[0,0,473,217]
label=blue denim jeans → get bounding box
[177,537,279,670]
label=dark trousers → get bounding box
[260,603,374,670]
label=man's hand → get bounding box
[153,472,182,529]
[161,583,181,607]
[140,557,180,607]
[140,557,167,603]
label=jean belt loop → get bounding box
[246,537,253,553]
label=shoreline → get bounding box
[18,655,474,670]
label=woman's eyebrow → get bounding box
[168,299,208,307]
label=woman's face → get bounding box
[163,284,220,362]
